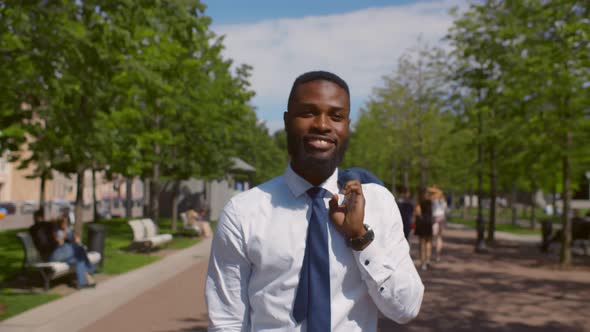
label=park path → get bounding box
[83,226,590,332]
[3,226,590,332]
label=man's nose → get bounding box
[312,113,331,132]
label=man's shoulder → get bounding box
[362,182,395,200]
[226,175,286,211]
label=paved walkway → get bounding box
[0,239,212,332]
[2,227,589,332]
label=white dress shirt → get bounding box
[206,166,424,332]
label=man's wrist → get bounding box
[346,225,367,239]
[347,224,374,251]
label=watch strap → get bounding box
[348,224,374,251]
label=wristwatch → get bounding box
[347,224,374,251]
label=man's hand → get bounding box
[328,180,366,239]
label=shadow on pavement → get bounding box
[379,230,590,332]
[158,316,208,332]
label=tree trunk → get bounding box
[150,144,161,223]
[530,188,537,229]
[511,183,518,226]
[560,132,572,267]
[419,158,427,189]
[74,168,85,238]
[487,146,497,244]
[171,181,179,232]
[552,185,557,219]
[462,190,469,220]
[92,169,98,222]
[39,172,46,217]
[125,177,133,218]
[475,112,486,252]
[150,162,160,223]
[143,177,150,217]
[403,160,410,190]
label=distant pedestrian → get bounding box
[397,186,415,241]
[414,188,433,270]
[429,185,447,262]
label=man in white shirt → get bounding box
[206,71,424,332]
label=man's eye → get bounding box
[331,114,344,121]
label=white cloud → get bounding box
[213,0,466,132]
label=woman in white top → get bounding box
[429,186,447,262]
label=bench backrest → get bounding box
[128,220,146,241]
[16,232,43,267]
[141,219,159,238]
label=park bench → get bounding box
[128,218,173,252]
[541,218,590,255]
[16,232,101,291]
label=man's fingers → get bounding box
[344,180,363,195]
[329,194,340,211]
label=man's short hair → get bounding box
[287,71,350,110]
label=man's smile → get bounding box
[304,135,336,152]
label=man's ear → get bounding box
[283,111,289,127]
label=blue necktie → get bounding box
[293,187,331,332]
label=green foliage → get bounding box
[234,120,287,185]
[345,42,473,192]
[446,0,590,263]
[0,1,280,224]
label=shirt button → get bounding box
[364,260,370,266]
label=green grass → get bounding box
[0,228,25,283]
[0,216,201,320]
[0,289,61,321]
[451,217,541,236]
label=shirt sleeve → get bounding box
[353,185,424,324]
[206,200,251,332]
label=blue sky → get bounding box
[205,0,465,132]
[206,1,416,25]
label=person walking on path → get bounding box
[414,188,434,270]
[206,71,424,331]
[397,186,415,241]
[429,185,447,262]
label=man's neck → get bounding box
[290,163,335,186]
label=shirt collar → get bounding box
[285,164,340,198]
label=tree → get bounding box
[447,0,590,263]
[345,43,465,195]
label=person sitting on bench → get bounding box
[29,210,58,262]
[48,217,97,288]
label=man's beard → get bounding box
[286,129,349,181]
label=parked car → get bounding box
[0,202,16,215]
